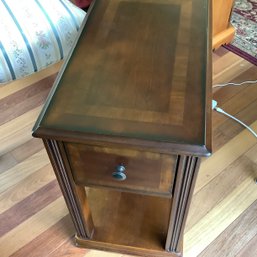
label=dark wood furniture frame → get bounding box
[33,1,212,256]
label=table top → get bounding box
[33,0,212,156]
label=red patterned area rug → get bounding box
[224,0,257,65]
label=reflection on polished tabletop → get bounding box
[34,0,211,156]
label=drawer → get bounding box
[64,143,177,196]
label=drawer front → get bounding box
[65,143,176,196]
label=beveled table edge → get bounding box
[32,127,211,157]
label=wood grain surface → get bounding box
[65,142,176,196]
[0,48,257,257]
[33,0,212,157]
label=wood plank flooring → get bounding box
[0,49,257,257]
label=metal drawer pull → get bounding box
[112,164,126,181]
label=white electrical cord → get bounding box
[213,79,257,88]
[212,100,257,138]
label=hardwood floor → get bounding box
[0,48,257,257]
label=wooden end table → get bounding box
[33,0,212,256]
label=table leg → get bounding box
[165,155,200,254]
[43,139,94,239]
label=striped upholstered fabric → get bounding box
[0,0,86,84]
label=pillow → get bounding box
[73,0,92,8]
[0,0,86,84]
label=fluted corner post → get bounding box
[43,139,94,239]
[165,155,201,255]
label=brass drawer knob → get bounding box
[112,164,126,181]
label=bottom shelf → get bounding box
[77,188,177,256]
[76,235,179,257]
